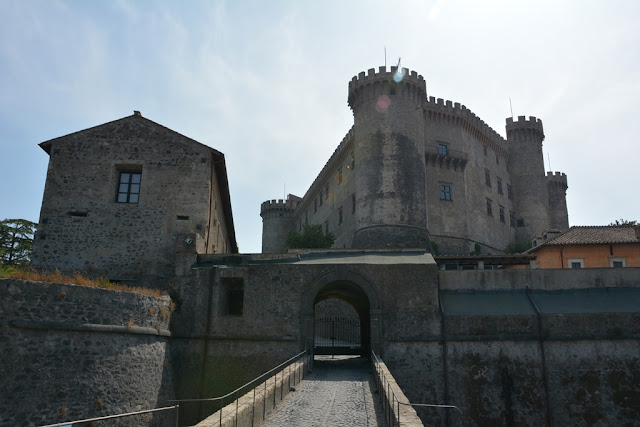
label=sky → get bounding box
[1,0,638,253]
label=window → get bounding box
[338,206,343,225]
[497,178,503,195]
[325,183,329,199]
[338,169,343,184]
[610,258,626,268]
[499,206,505,223]
[507,184,513,200]
[568,259,584,269]
[509,211,515,227]
[485,169,491,187]
[220,278,244,316]
[486,199,493,216]
[440,184,452,201]
[483,145,488,156]
[517,218,525,227]
[352,194,356,214]
[314,198,317,213]
[496,155,500,165]
[117,171,141,203]
[319,191,323,207]
[438,143,448,155]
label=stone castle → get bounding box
[4,65,639,427]
[261,66,568,254]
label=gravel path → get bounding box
[261,356,384,427]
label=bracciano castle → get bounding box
[261,65,569,254]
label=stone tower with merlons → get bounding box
[260,65,569,254]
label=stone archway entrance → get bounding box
[302,271,381,361]
[314,283,370,356]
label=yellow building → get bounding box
[528,225,640,268]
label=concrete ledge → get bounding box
[195,359,306,427]
[372,356,423,427]
[10,319,171,337]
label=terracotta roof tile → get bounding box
[529,226,639,251]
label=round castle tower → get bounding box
[506,116,550,242]
[348,66,431,249]
[546,171,569,231]
[260,198,297,253]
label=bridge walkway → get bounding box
[260,355,384,427]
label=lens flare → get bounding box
[376,95,391,113]
[393,68,405,83]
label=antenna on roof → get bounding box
[397,57,402,69]
[384,46,387,68]
[547,153,552,172]
[509,97,513,119]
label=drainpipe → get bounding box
[525,286,552,427]
[560,246,565,269]
[437,274,451,427]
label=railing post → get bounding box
[235,397,239,427]
[175,404,180,427]
[252,387,256,427]
[263,380,267,420]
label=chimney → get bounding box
[133,110,142,117]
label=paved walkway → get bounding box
[261,356,384,427]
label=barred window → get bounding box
[499,206,505,223]
[485,169,491,187]
[497,178,503,195]
[438,143,448,155]
[486,199,493,216]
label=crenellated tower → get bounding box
[260,196,299,253]
[506,116,550,242]
[348,66,431,249]
[546,171,569,231]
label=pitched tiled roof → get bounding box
[529,225,639,252]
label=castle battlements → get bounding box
[296,127,354,213]
[546,171,568,186]
[425,96,507,155]
[348,66,427,110]
[260,198,299,217]
[506,115,544,135]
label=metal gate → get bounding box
[314,317,362,355]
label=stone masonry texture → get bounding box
[261,66,570,254]
[260,357,383,427]
[30,113,236,287]
[0,279,174,426]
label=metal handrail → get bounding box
[41,405,179,427]
[371,351,461,426]
[169,350,308,426]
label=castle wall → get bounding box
[172,257,640,426]
[262,67,567,255]
[423,99,516,254]
[31,115,232,285]
[0,279,174,427]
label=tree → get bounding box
[0,219,37,266]
[286,224,335,249]
[609,219,637,226]
[504,241,532,254]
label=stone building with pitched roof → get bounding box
[30,111,237,286]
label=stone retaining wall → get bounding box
[0,279,174,426]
